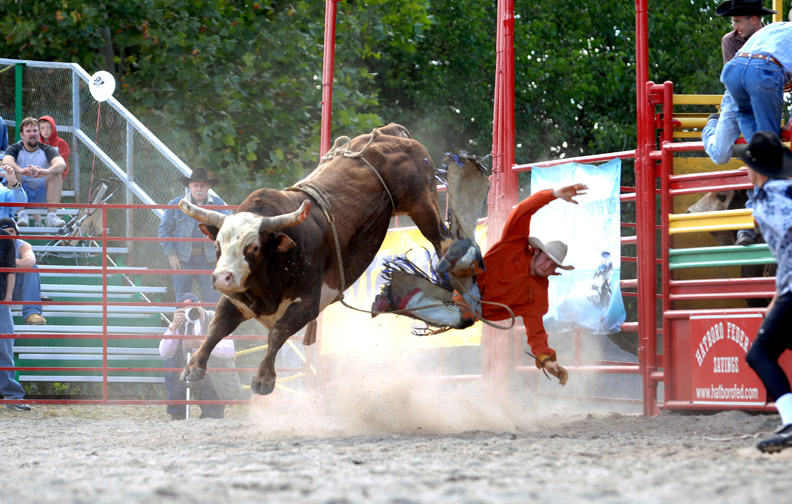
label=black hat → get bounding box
[734,130,792,178]
[716,0,776,17]
[178,167,219,187]
[0,217,19,234]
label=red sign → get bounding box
[689,314,766,405]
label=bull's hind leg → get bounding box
[408,193,453,256]
[180,297,248,382]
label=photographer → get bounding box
[159,292,240,420]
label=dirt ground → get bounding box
[2,369,792,504]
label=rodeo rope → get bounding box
[297,129,517,332]
[320,127,395,210]
[289,182,347,301]
[452,277,517,331]
[287,127,398,307]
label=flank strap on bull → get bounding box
[287,182,347,302]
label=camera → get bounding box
[186,307,201,321]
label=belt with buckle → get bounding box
[736,52,783,68]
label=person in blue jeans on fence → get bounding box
[734,131,792,453]
[157,168,230,303]
[0,227,29,412]
[703,1,776,245]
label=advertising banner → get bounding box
[529,158,626,334]
[689,314,766,406]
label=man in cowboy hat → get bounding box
[703,0,776,245]
[158,168,230,303]
[716,1,776,62]
[373,183,588,385]
[732,131,792,453]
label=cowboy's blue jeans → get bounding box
[721,56,785,142]
[702,91,741,165]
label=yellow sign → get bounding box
[320,225,487,355]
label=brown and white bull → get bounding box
[178,124,453,394]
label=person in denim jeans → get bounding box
[0,228,29,411]
[721,22,792,142]
[158,168,230,303]
[0,218,45,325]
[704,2,771,164]
[703,3,774,244]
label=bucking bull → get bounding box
[178,124,456,395]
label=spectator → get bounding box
[160,292,239,420]
[373,183,589,386]
[0,162,28,220]
[1,117,67,228]
[703,0,776,246]
[158,168,229,303]
[0,218,45,325]
[0,114,8,155]
[0,227,29,411]
[733,131,792,453]
[38,115,71,222]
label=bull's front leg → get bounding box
[180,296,248,382]
[251,326,291,395]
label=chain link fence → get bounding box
[0,58,228,297]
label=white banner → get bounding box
[530,158,626,334]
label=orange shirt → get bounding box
[476,189,557,357]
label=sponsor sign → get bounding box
[531,158,626,334]
[689,314,765,406]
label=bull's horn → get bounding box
[178,198,227,228]
[260,200,311,232]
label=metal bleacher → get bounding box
[1,57,210,391]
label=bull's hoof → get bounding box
[250,376,276,395]
[179,365,206,382]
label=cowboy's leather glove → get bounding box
[535,353,568,386]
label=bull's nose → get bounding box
[213,271,235,291]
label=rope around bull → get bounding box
[288,127,395,303]
[319,127,395,209]
[296,127,518,333]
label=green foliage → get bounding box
[4,0,787,201]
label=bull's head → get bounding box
[179,198,311,294]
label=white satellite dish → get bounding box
[89,70,116,102]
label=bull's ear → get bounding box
[274,232,296,252]
[198,223,219,241]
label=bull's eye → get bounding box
[717,193,727,203]
[245,242,260,256]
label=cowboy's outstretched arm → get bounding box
[552,183,588,204]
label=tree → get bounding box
[1,0,433,203]
[2,0,777,201]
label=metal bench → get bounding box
[32,245,129,255]
[668,244,775,270]
[13,345,166,385]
